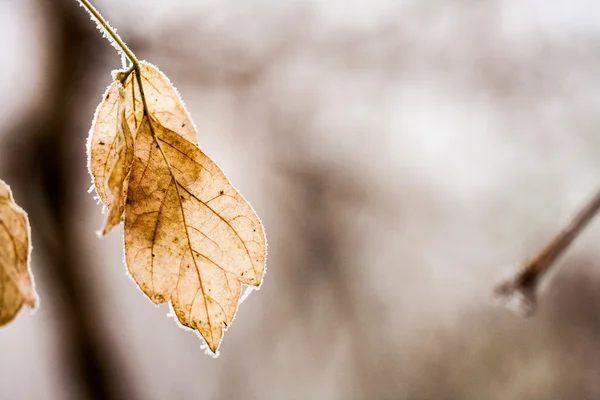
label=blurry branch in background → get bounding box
[2,0,136,399]
[495,188,600,315]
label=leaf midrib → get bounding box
[155,135,259,283]
[148,118,216,348]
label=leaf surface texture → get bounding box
[88,62,266,353]
[0,179,36,326]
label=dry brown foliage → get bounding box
[0,179,37,326]
[89,62,266,353]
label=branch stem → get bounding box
[77,0,139,68]
[525,189,600,275]
[495,187,600,312]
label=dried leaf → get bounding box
[88,81,121,207]
[89,62,196,208]
[0,179,37,326]
[125,116,265,352]
[102,85,134,235]
[88,62,267,354]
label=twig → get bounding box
[495,188,600,314]
[77,0,139,67]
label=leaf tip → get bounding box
[201,333,221,358]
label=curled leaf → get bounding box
[102,85,134,235]
[0,179,37,326]
[88,81,121,207]
[89,62,197,207]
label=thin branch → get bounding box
[77,0,139,67]
[495,188,600,314]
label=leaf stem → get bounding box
[118,64,136,84]
[77,0,139,68]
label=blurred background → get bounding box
[2,0,600,399]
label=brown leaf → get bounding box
[102,85,134,235]
[0,179,37,326]
[88,62,267,354]
[88,81,121,207]
[125,116,265,353]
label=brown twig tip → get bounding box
[494,187,600,317]
[494,269,538,317]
